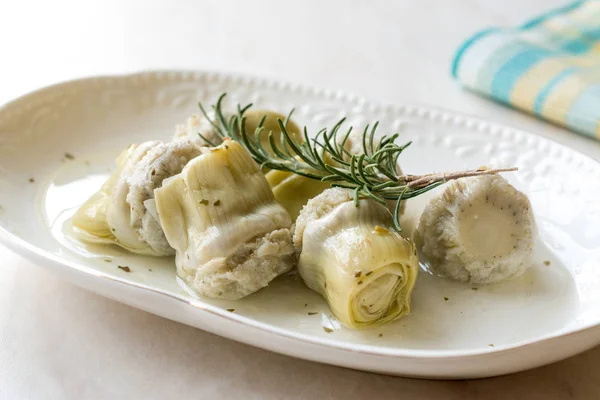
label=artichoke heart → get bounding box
[72,139,203,256]
[266,170,331,221]
[154,140,296,300]
[294,188,418,329]
[72,144,136,242]
[416,175,536,284]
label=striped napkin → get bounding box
[452,1,600,140]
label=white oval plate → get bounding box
[1,71,599,379]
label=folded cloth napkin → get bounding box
[452,1,600,140]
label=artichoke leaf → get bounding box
[154,140,296,300]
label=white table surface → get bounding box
[2,0,600,398]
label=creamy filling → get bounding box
[458,197,522,261]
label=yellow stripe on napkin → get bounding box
[541,71,600,125]
[511,58,571,112]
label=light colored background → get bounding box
[2,0,600,399]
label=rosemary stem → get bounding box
[401,167,518,189]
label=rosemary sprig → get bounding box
[198,93,517,231]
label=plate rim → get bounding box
[1,69,599,361]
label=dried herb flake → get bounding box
[118,265,131,272]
